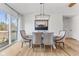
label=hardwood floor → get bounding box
[0,38,79,56]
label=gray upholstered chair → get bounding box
[55,30,66,48]
[32,32,43,51]
[43,32,55,51]
[20,30,32,48]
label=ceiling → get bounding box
[7,3,79,15]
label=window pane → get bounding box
[0,10,9,48]
[11,16,18,42]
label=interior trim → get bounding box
[4,3,22,16]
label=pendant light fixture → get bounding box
[35,3,50,20]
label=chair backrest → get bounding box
[59,30,66,41]
[32,32,43,44]
[20,30,27,39]
[43,32,54,45]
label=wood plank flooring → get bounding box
[0,38,79,56]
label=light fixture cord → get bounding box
[40,3,44,16]
[40,3,42,15]
[43,3,44,15]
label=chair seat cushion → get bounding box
[23,39,31,41]
[56,39,64,43]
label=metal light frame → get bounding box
[35,3,50,20]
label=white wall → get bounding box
[63,15,79,41]
[63,16,72,37]
[71,15,79,40]
[23,13,63,35]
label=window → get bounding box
[11,16,18,42]
[0,9,19,49]
[0,10,9,48]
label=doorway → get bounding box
[63,16,72,38]
[0,9,18,49]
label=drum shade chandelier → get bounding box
[35,3,50,20]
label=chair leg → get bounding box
[21,42,23,48]
[55,43,58,48]
[29,41,31,48]
[63,42,64,48]
[55,43,56,48]
[40,45,42,52]
[51,45,52,52]
[32,44,34,51]
[29,41,30,48]
[59,43,60,47]
[44,45,45,52]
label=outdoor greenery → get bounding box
[0,22,8,31]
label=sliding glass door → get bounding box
[0,10,9,48]
[0,9,18,49]
[11,16,18,43]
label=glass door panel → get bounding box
[11,16,18,42]
[0,10,9,48]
